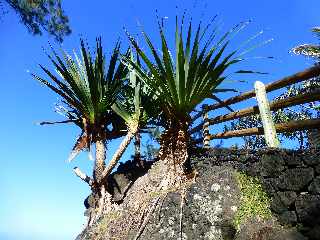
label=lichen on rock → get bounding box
[77,148,320,239]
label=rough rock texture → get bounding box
[77,148,320,239]
[234,218,307,240]
[137,165,241,240]
[194,148,320,240]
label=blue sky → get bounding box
[0,0,319,239]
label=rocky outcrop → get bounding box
[76,148,320,240]
[193,148,320,240]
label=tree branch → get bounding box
[99,130,135,184]
[73,167,93,186]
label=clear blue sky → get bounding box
[0,0,318,239]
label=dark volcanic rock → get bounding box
[262,178,280,193]
[315,164,320,175]
[278,211,298,225]
[285,152,304,167]
[278,168,314,191]
[259,154,285,177]
[271,191,297,214]
[234,217,306,240]
[139,166,241,240]
[278,191,297,206]
[303,152,320,166]
[308,176,320,194]
[77,148,320,240]
[246,161,261,176]
[295,194,320,225]
[271,197,288,214]
[306,225,320,240]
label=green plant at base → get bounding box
[233,172,272,229]
[122,15,269,179]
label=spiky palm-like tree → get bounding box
[122,17,262,184]
[33,37,128,187]
[292,27,320,58]
[99,53,160,181]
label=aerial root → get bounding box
[157,192,168,221]
[134,196,161,240]
[179,187,187,240]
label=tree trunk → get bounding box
[99,130,136,184]
[158,125,190,186]
[134,130,142,167]
[93,140,106,183]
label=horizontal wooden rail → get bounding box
[209,88,320,125]
[192,65,320,121]
[209,118,320,139]
[190,88,320,134]
[265,66,320,92]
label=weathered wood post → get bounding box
[254,81,280,148]
[202,104,210,148]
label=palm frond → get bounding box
[34,37,128,159]
[123,17,263,127]
[114,51,160,132]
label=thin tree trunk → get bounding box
[87,140,107,226]
[134,130,142,166]
[99,130,136,184]
[73,167,93,186]
[94,140,106,183]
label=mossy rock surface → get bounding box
[77,153,304,240]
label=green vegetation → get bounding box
[34,14,267,225]
[87,210,123,240]
[233,172,272,229]
[2,0,71,42]
[122,17,263,182]
[108,52,160,170]
[33,38,131,224]
[2,0,319,237]
[292,27,320,58]
[35,16,264,187]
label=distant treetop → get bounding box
[3,0,71,42]
[291,27,320,59]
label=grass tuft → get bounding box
[233,172,272,229]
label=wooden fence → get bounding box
[191,65,320,147]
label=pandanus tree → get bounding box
[122,17,262,185]
[33,38,128,205]
[99,52,160,181]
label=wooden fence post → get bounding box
[254,81,281,148]
[202,104,210,148]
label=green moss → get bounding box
[89,210,122,240]
[233,172,272,229]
